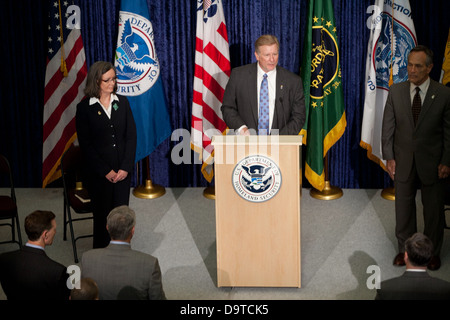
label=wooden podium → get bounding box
[212,135,302,287]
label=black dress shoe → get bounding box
[427,256,441,271]
[393,252,405,266]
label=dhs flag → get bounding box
[360,0,416,169]
[114,0,171,162]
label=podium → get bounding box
[212,135,302,287]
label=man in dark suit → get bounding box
[382,45,450,271]
[375,233,450,300]
[81,205,166,300]
[221,34,305,136]
[0,210,70,300]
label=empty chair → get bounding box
[0,154,22,247]
[61,145,93,263]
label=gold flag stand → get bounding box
[203,186,215,200]
[381,187,395,200]
[133,156,166,199]
[310,153,343,200]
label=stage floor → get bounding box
[1,187,449,300]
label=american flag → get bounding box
[190,0,231,182]
[42,0,87,187]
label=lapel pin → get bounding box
[98,111,101,115]
[432,95,435,99]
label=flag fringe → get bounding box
[359,140,388,172]
[305,162,325,191]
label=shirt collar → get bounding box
[406,268,427,272]
[25,243,45,251]
[89,93,119,106]
[109,240,131,246]
[410,77,430,94]
[257,63,276,78]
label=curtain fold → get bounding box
[1,0,449,189]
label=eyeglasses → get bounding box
[101,77,117,83]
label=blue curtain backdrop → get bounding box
[1,0,449,189]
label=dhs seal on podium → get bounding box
[232,155,282,203]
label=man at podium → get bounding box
[221,35,306,136]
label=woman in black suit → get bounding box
[76,61,137,248]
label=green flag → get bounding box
[300,0,346,191]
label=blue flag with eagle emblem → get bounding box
[114,0,171,162]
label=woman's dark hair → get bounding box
[84,61,118,98]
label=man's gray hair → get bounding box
[106,205,136,241]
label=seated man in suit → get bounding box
[0,210,70,300]
[221,34,305,136]
[375,233,450,300]
[81,205,166,300]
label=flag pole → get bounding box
[133,156,165,199]
[380,7,396,202]
[310,152,343,200]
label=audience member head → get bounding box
[70,278,99,300]
[404,233,433,268]
[24,210,57,247]
[106,205,136,242]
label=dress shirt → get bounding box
[89,93,120,119]
[257,63,276,131]
[409,77,430,105]
[25,243,45,251]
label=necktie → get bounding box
[412,87,421,126]
[258,74,269,135]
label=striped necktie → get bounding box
[258,73,269,135]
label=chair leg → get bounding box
[66,207,79,263]
[14,214,22,246]
[63,199,68,241]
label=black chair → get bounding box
[0,154,22,247]
[61,145,93,263]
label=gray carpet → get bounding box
[1,187,449,300]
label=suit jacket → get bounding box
[221,63,306,135]
[382,79,450,184]
[0,246,70,300]
[81,243,166,300]
[375,271,450,300]
[75,94,137,179]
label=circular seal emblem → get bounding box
[310,26,340,100]
[232,155,282,203]
[374,13,416,89]
[115,11,160,96]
